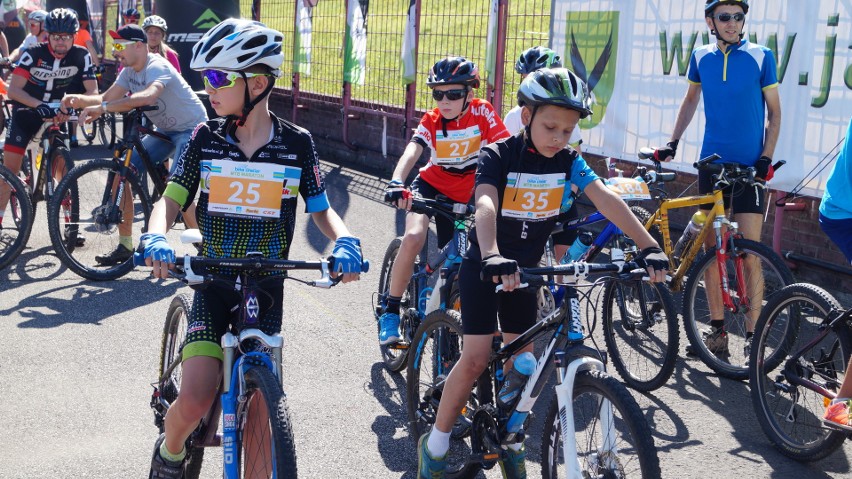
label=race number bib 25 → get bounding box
[206,160,300,220]
[501,172,565,220]
[433,126,481,167]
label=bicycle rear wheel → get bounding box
[406,309,483,478]
[377,236,420,372]
[602,279,679,392]
[0,164,34,270]
[158,293,205,478]
[48,158,152,280]
[749,283,851,461]
[683,238,794,379]
[239,366,298,477]
[541,369,661,479]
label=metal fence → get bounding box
[243,0,556,154]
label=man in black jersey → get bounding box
[0,8,96,222]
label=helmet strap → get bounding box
[523,106,541,154]
[226,72,276,142]
[710,17,746,47]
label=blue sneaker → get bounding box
[499,444,527,479]
[418,432,447,479]
[379,312,401,345]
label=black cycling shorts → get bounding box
[410,175,454,248]
[4,107,55,155]
[698,168,766,215]
[458,257,537,335]
[182,276,285,361]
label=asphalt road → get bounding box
[1,142,851,478]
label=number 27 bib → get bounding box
[207,160,300,220]
[501,172,565,220]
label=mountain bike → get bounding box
[406,257,662,478]
[374,196,472,372]
[0,163,34,270]
[540,172,677,392]
[145,230,369,478]
[636,149,794,379]
[48,105,170,281]
[749,283,852,461]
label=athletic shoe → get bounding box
[417,432,447,479]
[148,434,184,479]
[378,312,401,345]
[823,398,852,431]
[95,244,132,266]
[499,443,527,479]
[686,327,728,355]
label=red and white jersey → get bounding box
[412,98,509,203]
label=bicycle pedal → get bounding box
[388,342,409,350]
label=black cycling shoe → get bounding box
[95,244,132,266]
[149,433,185,479]
[63,225,86,247]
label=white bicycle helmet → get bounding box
[28,10,48,23]
[142,15,167,32]
[190,18,284,76]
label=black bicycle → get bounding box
[48,105,171,280]
[79,66,117,149]
[749,282,852,461]
[406,259,662,478]
[374,196,472,372]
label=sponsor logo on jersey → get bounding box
[30,65,80,81]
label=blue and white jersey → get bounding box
[687,39,778,166]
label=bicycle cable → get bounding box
[774,137,845,206]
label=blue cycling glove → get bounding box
[141,233,175,264]
[332,236,363,274]
[560,188,576,214]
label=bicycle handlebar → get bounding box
[492,261,651,292]
[409,196,474,219]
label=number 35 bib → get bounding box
[206,160,300,220]
[501,172,565,220]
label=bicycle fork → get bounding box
[713,221,751,314]
[553,350,612,479]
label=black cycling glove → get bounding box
[635,246,669,272]
[384,179,408,204]
[653,140,679,162]
[755,156,774,181]
[481,254,519,279]
[35,103,56,120]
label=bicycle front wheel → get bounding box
[240,366,298,478]
[48,158,152,280]
[98,113,117,150]
[602,279,679,392]
[158,293,205,478]
[376,236,414,372]
[406,309,482,479]
[683,238,794,379]
[0,164,34,270]
[749,283,851,461]
[541,369,661,479]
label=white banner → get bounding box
[400,0,416,84]
[551,0,852,197]
[483,0,499,85]
[293,0,313,75]
[343,0,367,85]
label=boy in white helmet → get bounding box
[140,19,364,478]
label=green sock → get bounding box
[120,236,133,251]
[159,441,186,463]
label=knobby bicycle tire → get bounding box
[406,309,482,479]
[0,164,34,270]
[749,283,851,462]
[630,205,664,249]
[98,113,117,150]
[48,158,152,280]
[541,369,662,479]
[240,366,298,478]
[32,146,75,217]
[602,279,679,392]
[157,293,206,478]
[682,238,794,379]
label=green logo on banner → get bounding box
[193,9,222,29]
[565,11,619,129]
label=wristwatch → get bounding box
[101,101,109,113]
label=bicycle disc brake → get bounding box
[91,203,122,233]
[470,408,500,469]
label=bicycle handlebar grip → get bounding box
[773,160,786,171]
[637,147,655,160]
[133,251,147,267]
[694,153,722,168]
[139,105,159,112]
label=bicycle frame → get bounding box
[28,122,70,204]
[421,219,468,315]
[111,110,171,199]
